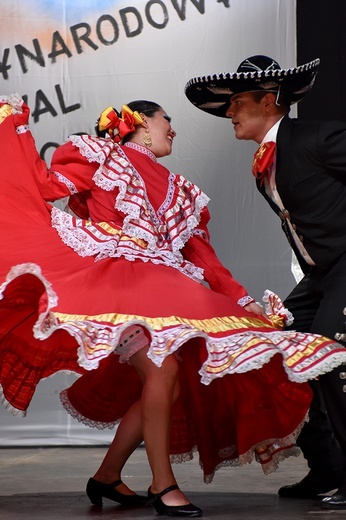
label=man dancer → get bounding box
[185,55,346,509]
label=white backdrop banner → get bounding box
[0,0,297,444]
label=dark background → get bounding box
[297,0,346,120]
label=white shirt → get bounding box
[261,119,315,267]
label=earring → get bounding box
[141,128,152,148]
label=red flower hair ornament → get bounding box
[98,105,144,143]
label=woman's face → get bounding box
[145,108,176,158]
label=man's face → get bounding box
[226,92,267,143]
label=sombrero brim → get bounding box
[185,58,320,118]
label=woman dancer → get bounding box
[1,95,346,517]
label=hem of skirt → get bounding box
[169,412,306,483]
[3,263,346,388]
[169,429,304,483]
[59,389,120,430]
[199,349,346,385]
[0,370,80,417]
[0,384,27,417]
[201,445,301,483]
[169,415,306,483]
[60,386,307,483]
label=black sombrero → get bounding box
[184,55,320,118]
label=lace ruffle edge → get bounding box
[59,136,209,283]
[1,370,78,417]
[202,445,301,483]
[66,135,209,255]
[199,332,346,386]
[59,389,120,430]
[60,382,305,483]
[50,207,204,283]
[0,93,24,113]
[170,415,306,482]
[0,383,27,417]
[2,264,346,387]
[0,263,59,337]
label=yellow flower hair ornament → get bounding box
[98,105,144,143]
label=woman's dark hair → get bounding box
[95,100,162,141]
[126,100,161,117]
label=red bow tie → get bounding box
[252,141,276,185]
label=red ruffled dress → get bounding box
[1,95,346,482]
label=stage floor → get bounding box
[0,446,343,519]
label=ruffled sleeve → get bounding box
[35,138,113,202]
[0,96,102,204]
[49,142,210,282]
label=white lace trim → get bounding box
[59,382,306,482]
[16,125,29,134]
[263,289,294,327]
[0,263,62,364]
[1,372,75,418]
[50,136,209,283]
[51,171,78,194]
[59,389,120,430]
[68,134,115,171]
[237,295,254,307]
[123,141,157,162]
[192,228,209,241]
[3,264,346,386]
[202,441,301,482]
[0,93,23,113]
[0,262,58,307]
[206,414,305,481]
[169,416,306,482]
[67,136,210,252]
[145,327,346,385]
[51,207,204,283]
[0,383,27,418]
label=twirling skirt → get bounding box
[1,113,346,482]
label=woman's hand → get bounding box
[244,301,267,318]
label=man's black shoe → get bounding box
[321,492,346,509]
[278,471,341,499]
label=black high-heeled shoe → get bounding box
[86,477,148,507]
[148,484,203,517]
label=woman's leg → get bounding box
[92,398,143,495]
[130,347,189,506]
[90,346,182,502]
[90,325,148,495]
